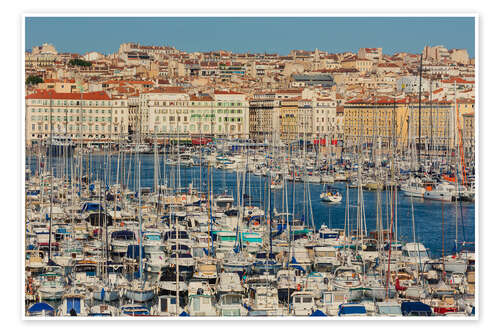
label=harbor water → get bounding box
[27,153,475,258]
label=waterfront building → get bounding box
[249,91,280,143]
[279,98,299,142]
[25,90,121,146]
[127,88,249,140]
[462,112,475,161]
[213,90,249,139]
[343,98,460,154]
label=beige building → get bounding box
[249,91,280,142]
[279,98,299,142]
[38,79,78,93]
[358,48,383,63]
[461,112,475,160]
[25,90,125,146]
[129,88,249,140]
[341,57,373,73]
[343,98,460,153]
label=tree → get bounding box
[26,75,43,86]
[68,59,92,67]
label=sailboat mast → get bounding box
[417,53,423,164]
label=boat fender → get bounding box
[323,278,329,285]
[297,284,301,291]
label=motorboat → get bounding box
[88,304,120,317]
[124,280,156,303]
[290,291,316,316]
[216,272,244,297]
[424,183,456,202]
[187,294,217,316]
[401,178,426,198]
[401,242,430,271]
[320,190,342,203]
[143,231,164,254]
[38,273,66,301]
[110,230,136,257]
[331,266,362,295]
[313,246,341,273]
[192,258,219,285]
[247,286,286,316]
[216,293,248,316]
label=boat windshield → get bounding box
[145,234,161,241]
[378,305,402,315]
[222,294,242,305]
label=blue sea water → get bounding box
[27,153,475,258]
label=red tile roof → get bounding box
[441,77,475,84]
[26,90,111,100]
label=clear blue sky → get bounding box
[25,17,475,57]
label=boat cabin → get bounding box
[291,291,316,316]
[375,302,402,316]
[157,295,180,316]
[188,294,217,316]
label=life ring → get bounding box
[182,195,187,201]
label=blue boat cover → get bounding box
[310,309,327,317]
[81,202,103,213]
[401,302,432,316]
[28,302,54,313]
[179,311,190,316]
[338,304,367,316]
[66,297,81,314]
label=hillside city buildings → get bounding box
[25,42,475,157]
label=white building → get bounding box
[25,90,127,146]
